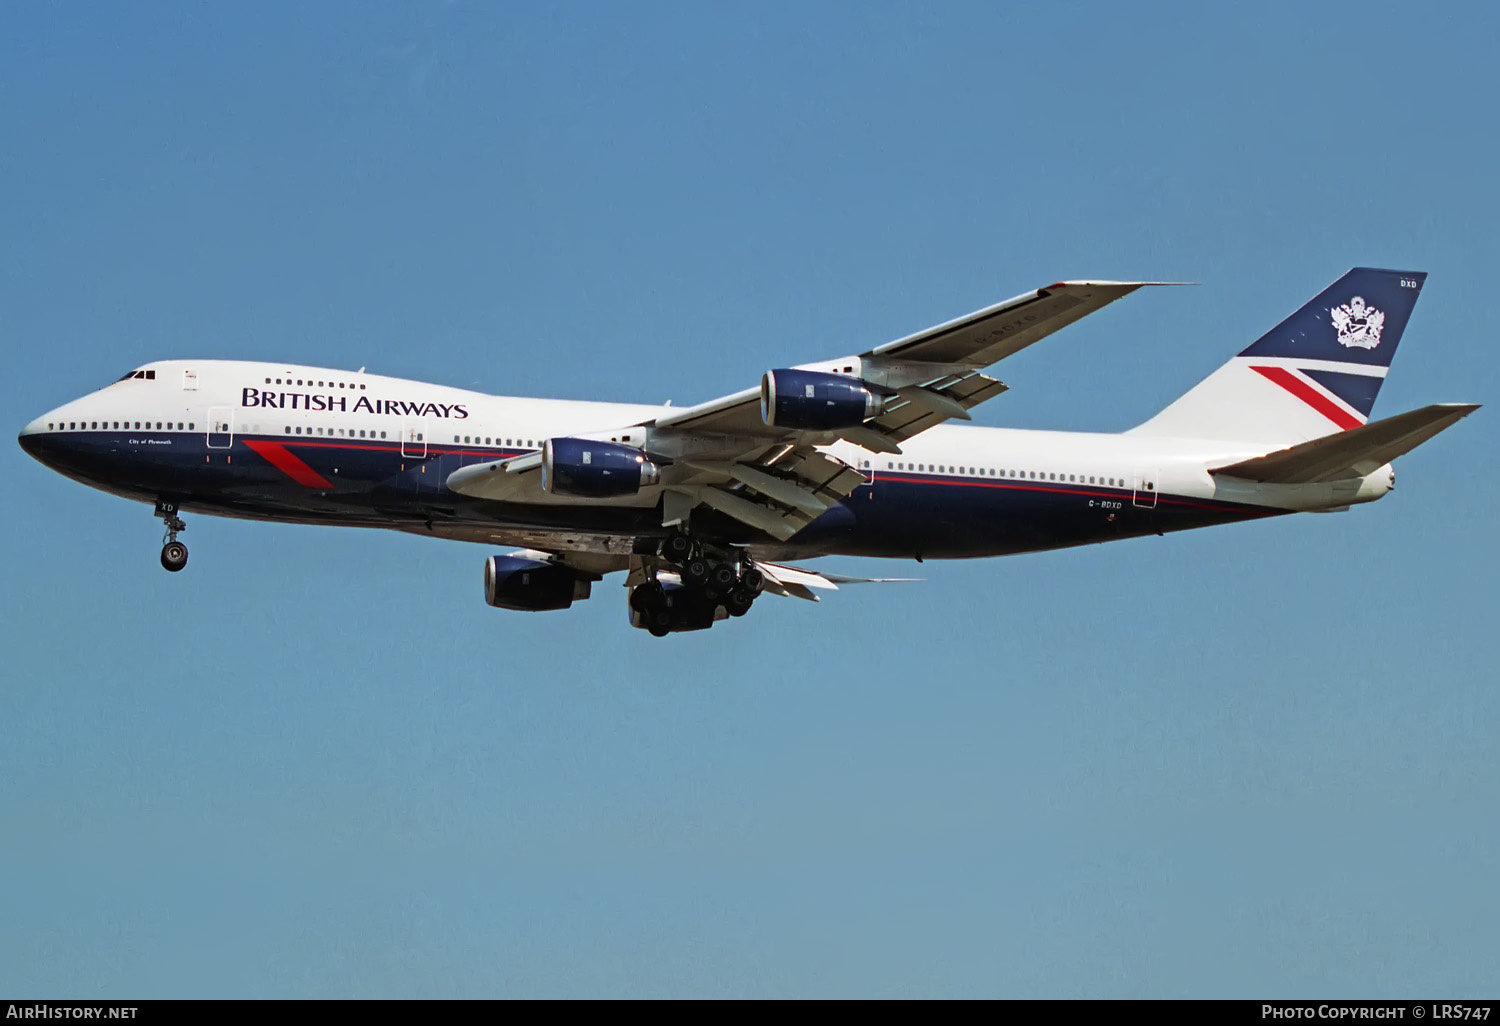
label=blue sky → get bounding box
[3,1,1497,998]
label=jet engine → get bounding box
[484,555,592,611]
[760,369,884,430]
[541,438,661,497]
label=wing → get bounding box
[447,278,1175,542]
[754,561,919,602]
[648,280,1178,442]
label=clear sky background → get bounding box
[3,2,1497,999]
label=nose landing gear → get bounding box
[155,500,188,572]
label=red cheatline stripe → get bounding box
[243,439,334,488]
[1250,365,1362,430]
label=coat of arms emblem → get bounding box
[1331,296,1385,350]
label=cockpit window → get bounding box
[116,369,156,381]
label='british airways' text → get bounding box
[241,388,468,419]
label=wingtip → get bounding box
[1046,280,1198,290]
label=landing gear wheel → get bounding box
[739,566,765,596]
[661,533,693,564]
[155,500,189,573]
[647,622,671,638]
[682,557,711,590]
[724,586,755,617]
[630,581,665,613]
[160,541,189,572]
[708,562,738,594]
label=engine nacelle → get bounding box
[760,369,884,430]
[484,555,592,611]
[541,437,661,497]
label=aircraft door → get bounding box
[400,421,428,459]
[207,406,234,449]
[1132,468,1159,508]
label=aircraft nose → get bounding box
[17,418,49,461]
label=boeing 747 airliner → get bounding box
[18,268,1477,635]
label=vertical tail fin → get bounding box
[1130,268,1427,444]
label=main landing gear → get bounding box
[155,500,188,573]
[628,532,766,637]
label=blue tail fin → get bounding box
[1132,268,1428,443]
[1239,267,1426,369]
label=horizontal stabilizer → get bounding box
[1210,403,1478,483]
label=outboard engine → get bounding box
[760,369,884,430]
[541,438,661,497]
[484,555,592,611]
